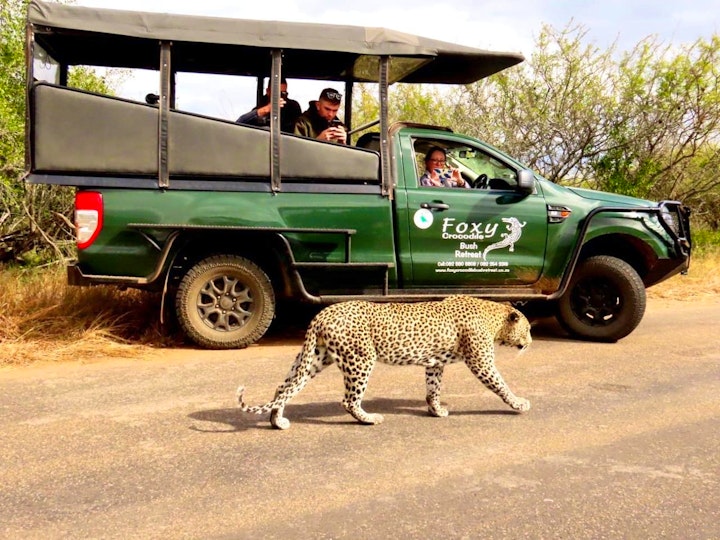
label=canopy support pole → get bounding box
[379,56,392,200]
[158,41,172,189]
[270,49,282,193]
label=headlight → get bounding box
[659,204,679,236]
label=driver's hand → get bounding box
[428,169,443,187]
[451,168,465,187]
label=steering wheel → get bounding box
[473,173,488,189]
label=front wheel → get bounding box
[556,255,646,342]
[175,255,275,349]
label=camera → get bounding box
[329,119,343,128]
[280,91,288,100]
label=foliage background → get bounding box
[1,0,121,264]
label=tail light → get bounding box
[75,191,103,249]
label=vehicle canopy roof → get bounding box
[27,0,523,84]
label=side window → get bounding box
[413,139,467,188]
[413,138,518,190]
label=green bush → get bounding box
[692,228,720,256]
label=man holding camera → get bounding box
[294,88,347,144]
[236,78,302,134]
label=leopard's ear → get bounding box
[507,311,520,323]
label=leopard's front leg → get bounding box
[465,357,530,412]
[425,365,449,417]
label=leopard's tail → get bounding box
[236,326,326,416]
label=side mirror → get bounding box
[517,169,535,193]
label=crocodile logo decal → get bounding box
[482,217,526,260]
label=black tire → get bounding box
[556,255,646,342]
[175,255,275,349]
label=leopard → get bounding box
[236,295,532,430]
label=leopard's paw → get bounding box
[344,402,384,425]
[357,412,384,425]
[428,405,449,417]
[270,409,290,430]
[510,397,531,412]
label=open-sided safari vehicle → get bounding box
[25,0,691,348]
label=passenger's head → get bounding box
[315,88,342,121]
[425,146,447,171]
[265,77,289,96]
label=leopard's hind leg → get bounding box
[337,346,383,425]
[425,365,449,417]
[270,346,334,429]
[237,330,334,430]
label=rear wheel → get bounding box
[556,255,646,342]
[175,255,275,349]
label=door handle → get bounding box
[420,202,450,211]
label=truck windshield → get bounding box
[449,147,517,188]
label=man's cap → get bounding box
[320,88,342,104]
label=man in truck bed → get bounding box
[294,88,347,144]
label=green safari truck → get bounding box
[24,1,691,348]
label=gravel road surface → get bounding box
[1,298,718,539]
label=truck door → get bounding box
[400,140,548,286]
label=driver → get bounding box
[419,147,469,188]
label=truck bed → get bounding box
[29,83,380,188]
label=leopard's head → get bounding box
[497,308,532,351]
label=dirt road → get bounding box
[1,298,718,539]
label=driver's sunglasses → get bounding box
[325,91,342,101]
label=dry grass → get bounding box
[0,265,180,366]
[646,251,720,300]
[1,252,717,367]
